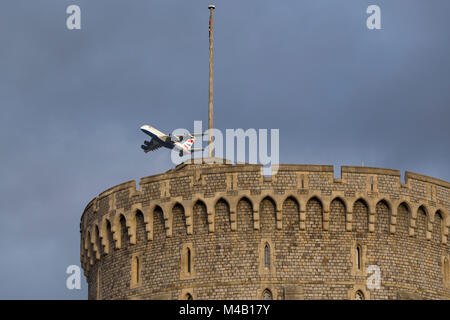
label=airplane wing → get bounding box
[141,138,163,153]
[140,125,174,143]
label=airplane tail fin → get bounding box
[182,137,204,153]
[182,137,195,152]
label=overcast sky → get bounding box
[0,0,449,299]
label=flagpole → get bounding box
[208,5,215,159]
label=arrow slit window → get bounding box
[130,254,142,288]
[264,243,270,268]
[356,245,362,270]
[187,248,191,274]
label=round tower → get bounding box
[80,161,450,299]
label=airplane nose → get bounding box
[140,125,153,136]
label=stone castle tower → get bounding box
[80,160,450,299]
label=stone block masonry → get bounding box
[80,161,450,300]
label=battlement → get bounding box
[80,162,450,300]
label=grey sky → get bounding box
[0,0,449,299]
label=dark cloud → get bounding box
[0,0,448,298]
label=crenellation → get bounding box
[80,162,450,300]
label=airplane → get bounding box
[140,125,203,157]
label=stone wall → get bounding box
[80,162,450,300]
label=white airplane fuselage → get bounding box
[140,125,195,155]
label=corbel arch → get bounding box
[416,204,429,240]
[395,201,412,236]
[282,194,300,208]
[437,208,449,243]
[213,196,232,233]
[375,198,392,234]
[171,201,188,236]
[88,225,97,258]
[111,213,128,249]
[376,198,392,212]
[305,195,325,231]
[349,197,372,213]
[296,196,308,231]
[399,200,412,213]
[216,195,238,231]
[213,196,231,212]
[192,198,210,234]
[215,196,232,229]
[91,224,101,260]
[173,200,193,235]
[126,203,152,243]
[236,196,255,230]
[151,203,172,238]
[330,196,348,213]
[417,204,429,218]
[306,195,328,213]
[200,197,216,233]
[249,194,276,230]
[236,195,255,215]
[89,222,100,260]
[351,197,371,232]
[124,209,138,245]
[248,194,273,231]
[282,195,301,230]
[254,194,280,212]
[139,205,153,241]
[421,204,432,240]
[100,216,112,254]
[397,201,412,222]
[85,231,94,265]
[434,209,447,244]
[258,195,278,231]
[123,203,148,244]
[329,196,347,233]
[83,230,89,255]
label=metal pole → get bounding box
[208,5,215,159]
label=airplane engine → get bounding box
[144,140,151,146]
[174,135,184,142]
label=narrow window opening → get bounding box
[301,179,304,189]
[370,176,374,191]
[264,243,270,268]
[131,255,141,287]
[135,256,140,284]
[187,248,191,274]
[356,245,361,270]
[444,258,449,284]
